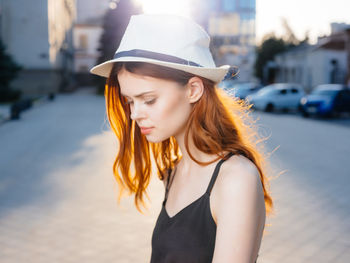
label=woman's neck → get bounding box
[174,130,225,175]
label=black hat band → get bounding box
[113,49,203,67]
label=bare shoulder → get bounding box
[219,154,262,188]
[211,154,265,223]
[210,154,266,262]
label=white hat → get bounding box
[90,14,231,83]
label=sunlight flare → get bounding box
[135,0,192,17]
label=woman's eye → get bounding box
[145,99,156,105]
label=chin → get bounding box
[144,134,170,143]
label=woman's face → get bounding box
[118,68,193,143]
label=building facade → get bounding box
[274,23,349,93]
[275,46,346,93]
[73,0,109,86]
[74,24,103,73]
[0,0,76,97]
[199,0,256,82]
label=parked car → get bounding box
[299,84,350,118]
[228,82,262,99]
[218,79,235,90]
[245,83,305,112]
[218,81,262,99]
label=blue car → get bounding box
[300,84,350,118]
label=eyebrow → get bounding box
[121,91,155,98]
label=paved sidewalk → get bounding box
[0,89,163,262]
[0,88,349,262]
[257,112,350,263]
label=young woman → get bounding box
[91,14,274,263]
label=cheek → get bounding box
[152,93,191,135]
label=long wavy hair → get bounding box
[105,61,275,222]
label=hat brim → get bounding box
[90,57,230,83]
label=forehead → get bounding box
[118,70,160,97]
[117,69,183,97]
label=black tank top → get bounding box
[150,152,258,263]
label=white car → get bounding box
[246,83,305,112]
[229,82,262,99]
[218,81,262,99]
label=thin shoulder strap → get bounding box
[163,167,176,204]
[165,168,172,191]
[206,152,235,195]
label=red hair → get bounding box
[105,62,275,223]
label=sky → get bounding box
[135,0,350,45]
[256,0,350,44]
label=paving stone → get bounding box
[1,91,349,262]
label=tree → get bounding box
[281,18,299,45]
[299,30,310,45]
[0,39,22,102]
[94,0,141,94]
[254,36,287,82]
[254,17,311,84]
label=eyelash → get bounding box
[145,99,156,105]
[125,99,156,105]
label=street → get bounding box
[0,88,349,262]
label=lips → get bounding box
[140,126,153,135]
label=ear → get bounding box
[186,76,204,103]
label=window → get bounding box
[279,89,287,95]
[223,0,236,11]
[79,34,88,50]
[312,89,339,98]
[240,0,256,9]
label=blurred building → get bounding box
[73,0,109,86]
[317,23,350,85]
[74,24,103,73]
[274,45,346,93]
[194,0,257,82]
[274,23,350,93]
[0,0,76,97]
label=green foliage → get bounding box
[254,37,288,81]
[254,18,309,82]
[95,0,141,95]
[0,39,22,102]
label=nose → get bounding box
[130,103,145,120]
